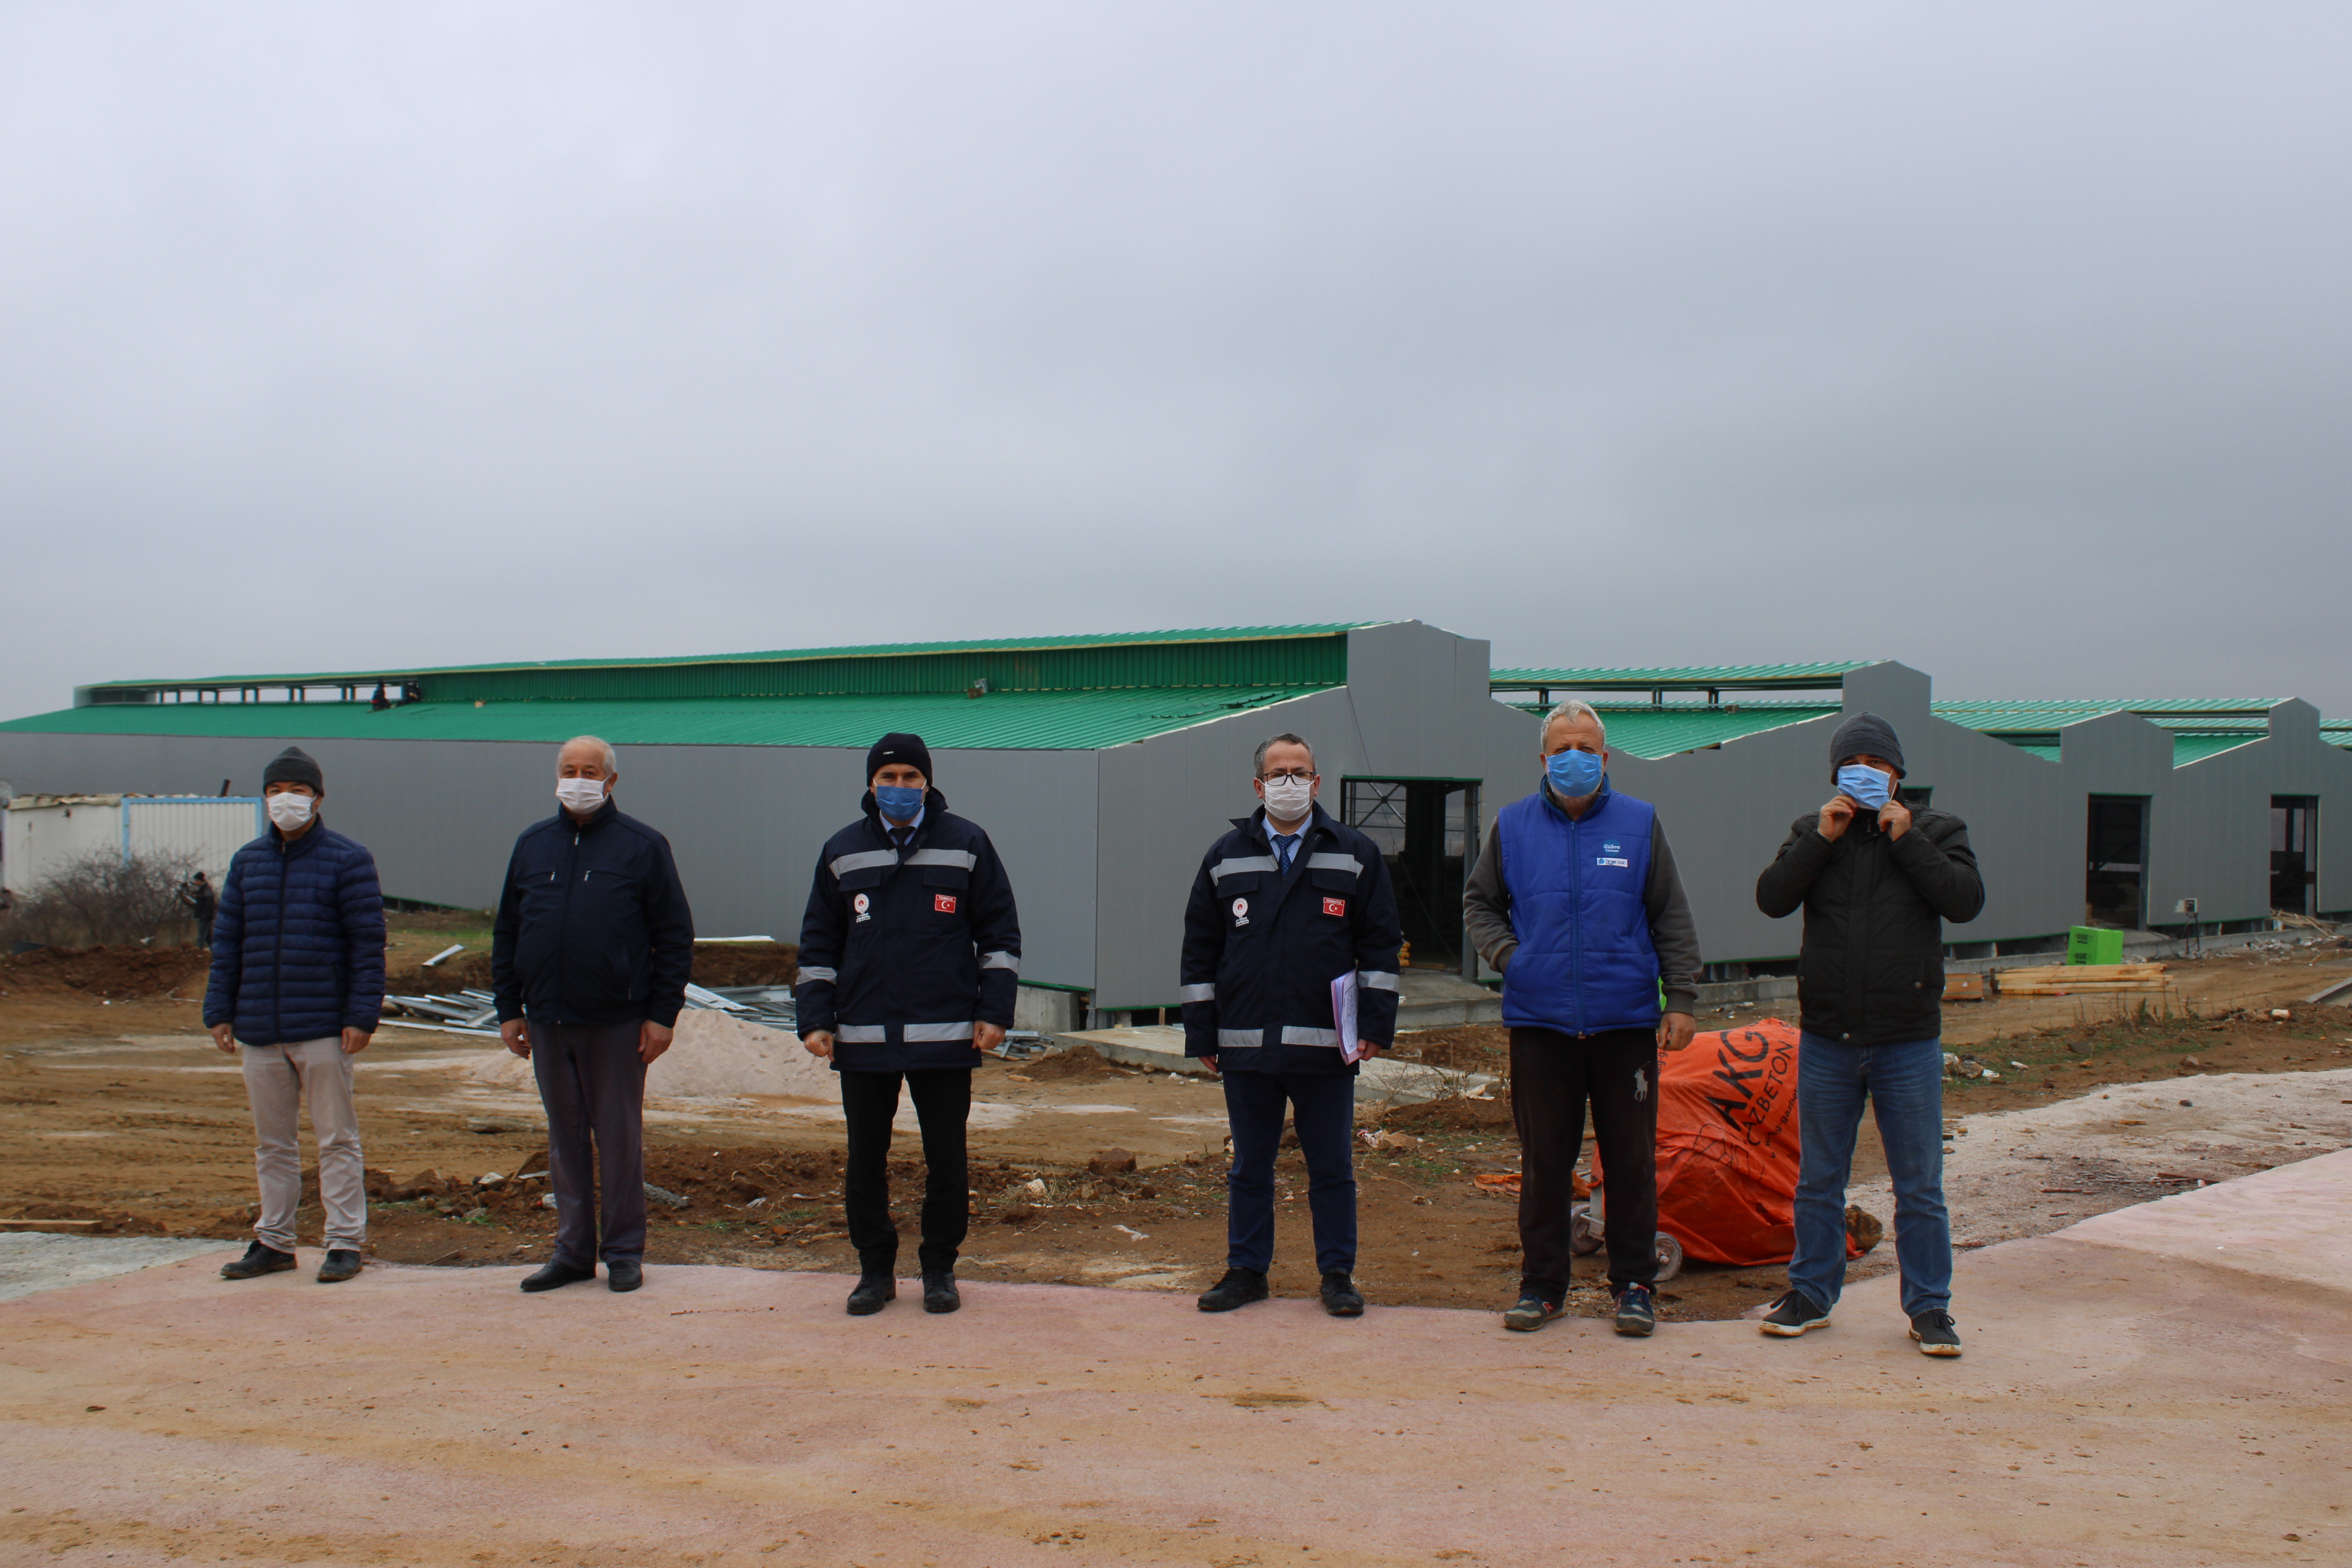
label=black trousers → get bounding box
[839,1067,971,1278]
[1510,1025,1659,1296]
[530,1020,648,1270]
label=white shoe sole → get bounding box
[1910,1332,1962,1357]
[1758,1316,1830,1337]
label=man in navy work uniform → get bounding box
[1180,732,1403,1318]
[494,735,695,1296]
[205,746,386,1285]
[797,733,1022,1318]
[1755,711,1982,1357]
[1463,700,1702,1338]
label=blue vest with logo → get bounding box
[1498,785,1662,1036]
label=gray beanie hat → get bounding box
[262,746,325,793]
[1829,712,1904,778]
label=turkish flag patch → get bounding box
[934,894,958,914]
[1322,896,1347,917]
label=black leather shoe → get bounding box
[606,1259,643,1293]
[922,1272,961,1314]
[316,1249,363,1283]
[1196,1268,1269,1313]
[520,1262,596,1293]
[847,1273,897,1316]
[220,1241,296,1280]
[1319,1270,1364,1317]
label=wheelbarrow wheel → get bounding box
[1653,1231,1684,1282]
[1569,1204,1602,1256]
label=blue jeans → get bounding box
[1221,1069,1357,1275]
[1789,1033,1951,1319]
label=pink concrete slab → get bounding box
[3,1155,2348,1568]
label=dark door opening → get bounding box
[2271,796,2317,916]
[2085,795,2148,929]
[1342,779,1479,978]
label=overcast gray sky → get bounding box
[4,4,2347,718]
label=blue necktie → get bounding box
[1273,834,1298,875]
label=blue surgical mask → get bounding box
[874,784,925,822]
[1836,763,1893,811]
[1544,749,1605,799]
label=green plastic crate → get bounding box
[2066,926,2124,966]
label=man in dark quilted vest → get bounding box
[204,746,387,1285]
[1464,701,1702,1338]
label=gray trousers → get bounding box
[241,1037,367,1252]
[530,1020,648,1270]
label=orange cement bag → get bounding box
[1592,1018,1855,1266]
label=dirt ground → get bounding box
[2,926,2346,1328]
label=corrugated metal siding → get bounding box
[1493,662,1867,687]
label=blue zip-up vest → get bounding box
[1498,785,1662,1036]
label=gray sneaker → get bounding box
[1759,1289,1831,1337]
[1910,1309,1962,1357]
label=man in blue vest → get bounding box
[1180,733,1403,1317]
[1464,701,1702,1337]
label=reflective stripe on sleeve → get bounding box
[1305,852,1363,876]
[796,966,838,985]
[1210,855,1279,878]
[829,848,899,877]
[1358,971,1400,992]
[1280,1025,1341,1047]
[836,1024,887,1043]
[905,848,978,870]
[979,950,1020,972]
[904,1021,976,1042]
[1217,1028,1263,1051]
[1180,983,1216,1003]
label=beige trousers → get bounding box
[241,1037,367,1252]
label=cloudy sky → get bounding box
[2,3,2347,718]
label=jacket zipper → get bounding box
[273,835,286,1043]
[1567,806,1586,1037]
[556,827,581,1020]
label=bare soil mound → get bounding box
[0,946,208,1000]
[1023,1044,1119,1082]
[1391,1025,1508,1072]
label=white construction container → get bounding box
[1,795,266,897]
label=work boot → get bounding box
[847,1273,897,1316]
[1758,1289,1831,1337]
[1909,1309,1963,1357]
[606,1259,643,1293]
[922,1272,961,1314]
[315,1249,363,1283]
[220,1241,296,1280]
[1195,1268,1269,1313]
[1613,1282,1656,1337]
[1502,1292,1563,1332]
[1319,1270,1364,1317]
[520,1262,595,1293]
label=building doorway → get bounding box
[2085,795,2148,929]
[1342,779,1480,978]
[2271,797,2317,916]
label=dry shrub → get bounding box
[2,850,201,949]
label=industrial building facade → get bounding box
[2,622,2344,1017]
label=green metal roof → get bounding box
[1495,702,1839,759]
[1491,662,1868,692]
[1,686,1327,752]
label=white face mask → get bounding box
[1261,776,1315,822]
[556,777,609,815]
[265,792,315,830]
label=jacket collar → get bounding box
[1540,781,1612,823]
[1233,801,1335,849]
[864,786,948,843]
[273,815,327,855]
[561,797,619,834]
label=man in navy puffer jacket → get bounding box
[204,746,387,1285]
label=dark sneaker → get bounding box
[316,1249,362,1283]
[1195,1268,1269,1313]
[1613,1282,1656,1337]
[922,1272,961,1314]
[1759,1289,1831,1337]
[520,1262,595,1293]
[220,1241,296,1280]
[606,1259,643,1293]
[1910,1310,1962,1357]
[847,1273,897,1316]
[1319,1270,1364,1317]
[1503,1293,1564,1332]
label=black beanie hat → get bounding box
[1829,712,1904,778]
[865,732,933,783]
[262,746,325,793]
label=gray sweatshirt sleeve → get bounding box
[1645,818,1703,1015]
[1462,821,1515,974]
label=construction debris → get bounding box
[1995,963,2171,996]
[383,983,801,1036]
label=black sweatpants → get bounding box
[1511,1025,1659,1297]
[530,1019,648,1272]
[839,1067,972,1278]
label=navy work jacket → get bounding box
[794,788,1022,1073]
[1180,804,1403,1074]
[204,819,387,1046]
[491,799,695,1028]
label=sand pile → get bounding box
[468,1008,840,1101]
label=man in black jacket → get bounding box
[796,733,1021,1318]
[1180,733,1403,1318]
[1754,713,1983,1356]
[494,735,694,1295]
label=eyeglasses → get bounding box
[1258,770,1316,782]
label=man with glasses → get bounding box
[1180,733,1403,1317]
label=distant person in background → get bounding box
[181,870,217,951]
[204,746,386,1285]
[797,733,1022,1318]
[494,735,694,1296]
[1754,712,1983,1357]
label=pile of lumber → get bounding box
[1996,962,2171,996]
